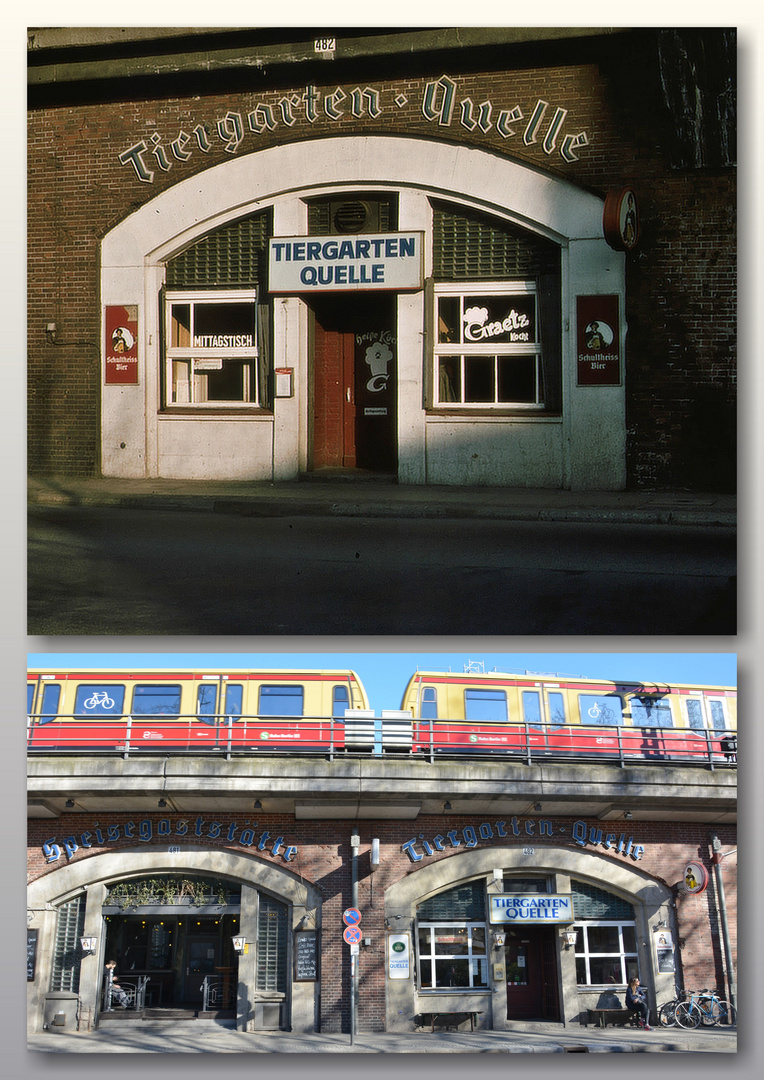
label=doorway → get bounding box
[310,293,397,473]
[505,926,559,1020]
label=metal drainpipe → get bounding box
[350,831,360,1044]
[708,832,737,1010]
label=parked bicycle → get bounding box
[672,988,736,1028]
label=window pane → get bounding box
[548,691,566,727]
[590,956,624,984]
[522,690,543,730]
[194,358,253,403]
[622,926,636,952]
[28,685,35,712]
[498,355,537,402]
[464,355,494,402]
[630,697,674,728]
[437,296,460,343]
[587,925,620,952]
[332,685,349,717]
[708,700,726,731]
[40,684,62,723]
[471,926,486,953]
[686,699,704,729]
[132,685,181,717]
[197,684,217,722]
[421,687,438,720]
[575,956,588,984]
[74,684,126,717]
[435,958,470,987]
[465,689,508,722]
[578,694,624,726]
[172,359,192,403]
[193,302,255,345]
[438,356,460,402]
[420,958,433,986]
[171,304,191,348]
[259,685,304,716]
[224,684,243,718]
[434,928,469,954]
[472,957,489,986]
[463,294,536,345]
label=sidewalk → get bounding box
[27,1019,737,1054]
[28,475,736,529]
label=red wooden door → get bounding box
[312,310,356,469]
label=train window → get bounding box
[224,684,243,719]
[332,686,349,717]
[132,685,181,716]
[685,699,704,729]
[74,684,125,717]
[465,689,508,722]
[38,684,62,724]
[259,685,304,716]
[197,684,217,724]
[578,694,624,726]
[630,697,673,728]
[548,691,566,727]
[27,685,34,712]
[707,699,727,731]
[420,688,438,720]
[522,691,544,731]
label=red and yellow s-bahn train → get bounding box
[27,666,737,765]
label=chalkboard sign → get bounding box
[27,929,38,981]
[294,930,319,981]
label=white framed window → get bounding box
[164,290,258,406]
[433,281,544,408]
[572,921,639,986]
[417,923,489,990]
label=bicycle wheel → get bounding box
[675,1001,701,1028]
[658,1001,679,1027]
[712,1001,736,1027]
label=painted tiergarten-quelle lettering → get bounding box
[28,662,736,1039]
[29,28,735,491]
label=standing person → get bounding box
[625,976,651,1029]
[104,960,129,1008]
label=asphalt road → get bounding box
[28,506,736,635]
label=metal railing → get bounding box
[201,973,237,1011]
[102,973,148,1012]
[27,713,736,769]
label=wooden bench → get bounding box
[420,1010,483,1033]
[588,1007,640,1028]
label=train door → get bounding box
[505,926,559,1020]
[195,676,244,750]
[520,688,570,756]
[310,293,397,473]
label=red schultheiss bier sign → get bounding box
[576,295,621,386]
[105,305,139,384]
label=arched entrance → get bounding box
[101,135,626,490]
[27,847,322,1035]
[383,845,674,1032]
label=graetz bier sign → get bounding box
[490,894,574,924]
[268,233,424,292]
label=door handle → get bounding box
[346,386,352,402]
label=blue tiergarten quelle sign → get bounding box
[400,818,645,862]
[41,816,297,864]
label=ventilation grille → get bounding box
[432,200,560,280]
[571,880,635,920]
[308,196,396,235]
[257,895,288,992]
[167,210,270,288]
[51,894,86,993]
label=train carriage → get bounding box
[400,670,737,765]
[27,668,369,753]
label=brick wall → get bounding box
[28,813,737,1031]
[28,34,735,487]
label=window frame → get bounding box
[432,280,544,410]
[572,919,639,987]
[416,921,490,992]
[164,288,259,409]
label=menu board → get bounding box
[294,930,319,981]
[27,929,38,981]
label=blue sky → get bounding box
[28,652,736,714]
